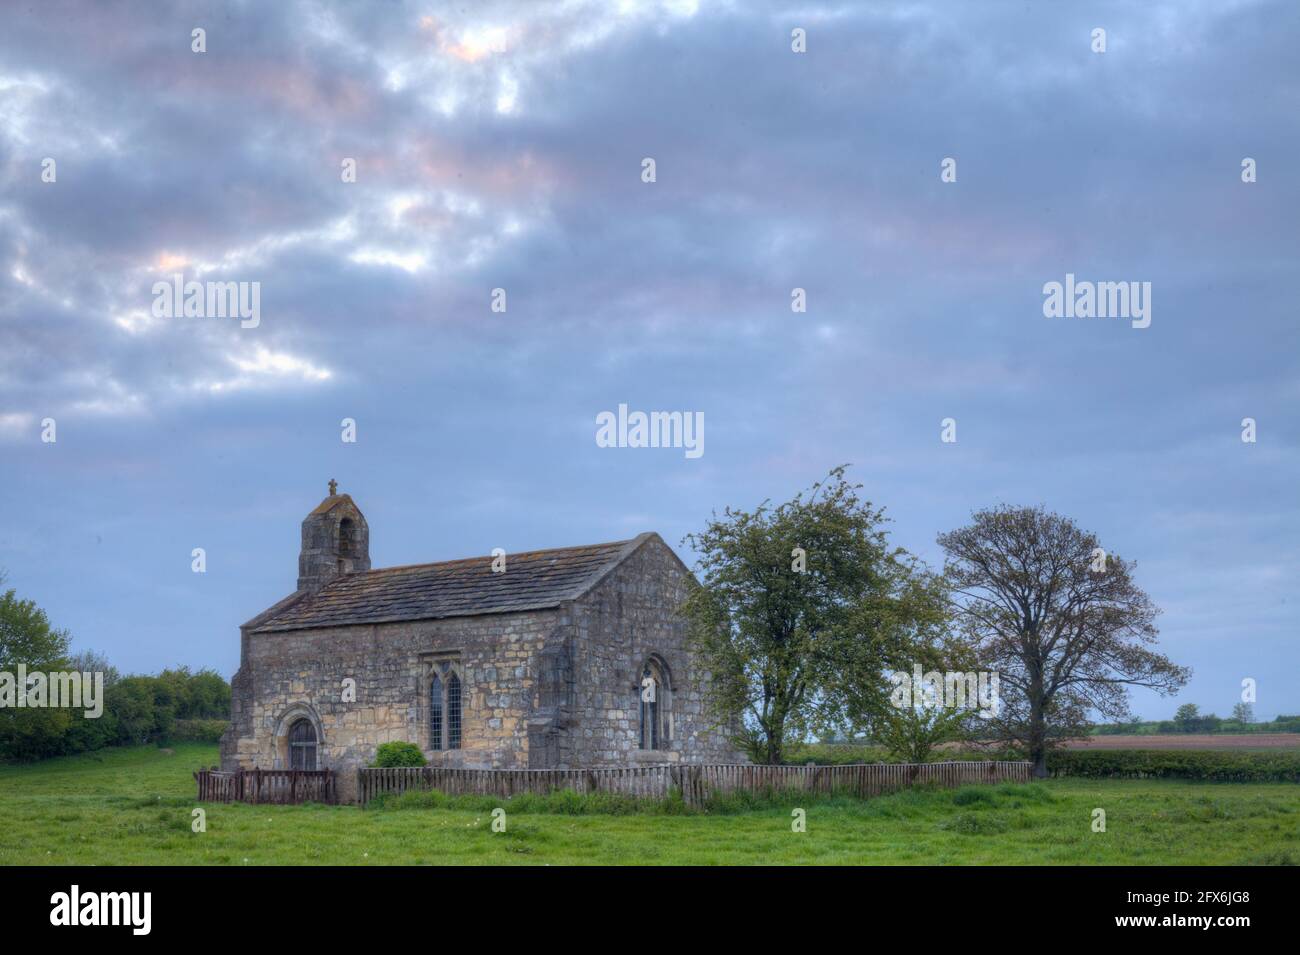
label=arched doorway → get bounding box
[288,718,318,770]
[273,704,325,771]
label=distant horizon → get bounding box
[3,478,1290,724]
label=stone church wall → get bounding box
[567,536,746,765]
[222,608,561,801]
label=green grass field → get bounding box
[1,744,1296,865]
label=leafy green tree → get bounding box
[1231,702,1254,725]
[103,669,232,747]
[62,706,118,755]
[106,677,167,746]
[181,668,232,718]
[1174,703,1200,732]
[873,701,971,763]
[0,578,74,760]
[60,650,120,754]
[0,578,71,673]
[679,467,947,764]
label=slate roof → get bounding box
[248,534,654,633]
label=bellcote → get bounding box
[297,480,371,592]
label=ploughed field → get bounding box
[0,744,1296,865]
[1063,734,1300,750]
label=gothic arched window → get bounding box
[638,656,671,750]
[288,718,317,770]
[427,663,463,752]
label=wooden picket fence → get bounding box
[357,760,1032,807]
[194,767,337,804]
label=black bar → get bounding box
[0,865,1286,940]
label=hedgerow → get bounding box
[1047,749,1300,782]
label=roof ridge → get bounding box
[345,537,639,577]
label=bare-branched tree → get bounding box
[938,505,1190,777]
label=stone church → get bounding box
[220,483,744,799]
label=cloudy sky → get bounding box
[1,1,1295,720]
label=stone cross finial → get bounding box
[328,478,338,496]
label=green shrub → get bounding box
[372,741,427,767]
[1047,749,1300,782]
